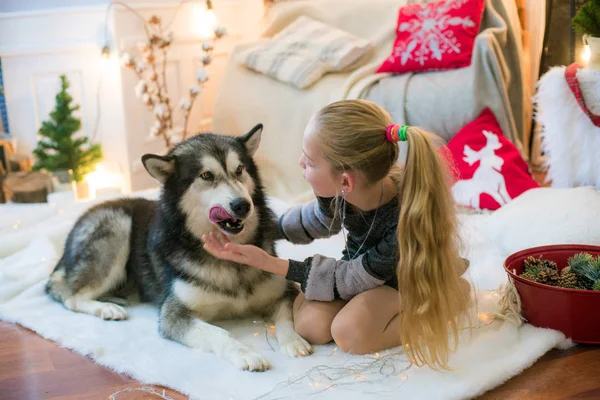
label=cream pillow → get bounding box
[238,16,372,89]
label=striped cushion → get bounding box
[238,16,371,89]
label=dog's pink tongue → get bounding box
[209,206,234,223]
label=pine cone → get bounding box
[558,270,579,289]
[523,256,546,276]
[578,276,594,290]
[542,260,558,271]
[537,267,560,286]
[546,268,560,285]
[519,272,538,283]
[537,270,549,284]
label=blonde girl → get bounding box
[203,99,471,369]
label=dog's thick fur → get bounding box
[46,125,312,371]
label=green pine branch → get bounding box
[568,252,600,283]
[573,0,600,37]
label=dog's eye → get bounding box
[200,171,214,181]
[235,165,244,176]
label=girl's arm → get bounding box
[203,227,397,302]
[285,228,398,301]
[276,197,341,243]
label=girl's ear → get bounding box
[340,171,355,194]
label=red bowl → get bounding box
[504,244,600,344]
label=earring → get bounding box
[341,188,347,197]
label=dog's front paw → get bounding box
[279,333,313,358]
[229,348,271,372]
[96,303,128,320]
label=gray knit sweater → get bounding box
[279,196,400,301]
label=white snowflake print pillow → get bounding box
[377,0,485,74]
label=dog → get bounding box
[46,124,312,371]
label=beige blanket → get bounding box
[213,0,529,201]
[362,0,529,147]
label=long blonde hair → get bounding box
[314,99,470,369]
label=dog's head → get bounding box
[142,124,264,240]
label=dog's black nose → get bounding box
[230,198,251,218]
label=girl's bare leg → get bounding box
[331,286,400,354]
[292,292,346,345]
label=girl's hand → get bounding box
[202,232,268,267]
[202,232,289,277]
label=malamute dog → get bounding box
[46,124,312,371]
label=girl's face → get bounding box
[298,120,340,198]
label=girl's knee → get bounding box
[330,314,367,354]
[294,307,334,345]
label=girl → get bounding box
[203,99,471,369]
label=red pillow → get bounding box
[377,0,485,74]
[444,108,539,210]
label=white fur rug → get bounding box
[3,187,600,400]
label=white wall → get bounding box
[0,0,264,193]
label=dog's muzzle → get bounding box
[209,200,250,235]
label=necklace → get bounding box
[341,180,385,261]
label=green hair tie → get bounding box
[399,125,409,141]
[386,124,410,142]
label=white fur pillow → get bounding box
[238,16,371,89]
[536,66,600,189]
[480,187,600,255]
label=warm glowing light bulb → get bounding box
[205,8,217,31]
[100,44,111,61]
[193,2,218,38]
[582,44,591,63]
[85,162,124,199]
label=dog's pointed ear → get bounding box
[238,123,263,157]
[142,154,175,184]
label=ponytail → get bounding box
[395,127,471,369]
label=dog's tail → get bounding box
[45,259,70,303]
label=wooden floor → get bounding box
[0,322,185,400]
[0,321,599,400]
[2,168,599,399]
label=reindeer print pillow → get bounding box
[444,108,539,210]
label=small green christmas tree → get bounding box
[32,75,102,182]
[573,0,600,37]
